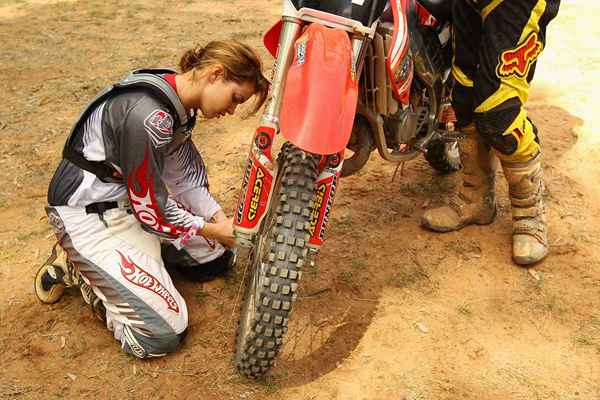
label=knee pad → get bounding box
[121,325,187,359]
[474,98,539,160]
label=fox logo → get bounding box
[497,32,543,79]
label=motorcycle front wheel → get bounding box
[234,144,318,379]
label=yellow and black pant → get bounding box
[451,0,560,161]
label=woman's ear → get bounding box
[208,65,224,83]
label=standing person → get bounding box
[421,0,561,265]
[35,40,269,358]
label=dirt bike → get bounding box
[232,0,459,378]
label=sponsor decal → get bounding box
[123,325,147,358]
[128,147,178,235]
[255,131,272,150]
[47,210,65,233]
[247,167,265,221]
[117,250,180,314]
[319,175,337,241]
[144,109,174,148]
[296,40,307,66]
[309,175,338,242]
[308,183,327,237]
[328,154,341,169]
[497,32,543,79]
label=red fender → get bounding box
[280,23,358,155]
[263,20,283,58]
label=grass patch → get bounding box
[385,263,430,289]
[573,334,595,347]
[337,270,354,284]
[457,303,473,318]
[351,258,366,271]
[260,372,287,394]
[195,290,209,304]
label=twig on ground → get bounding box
[299,287,331,299]
[350,297,378,303]
[392,162,405,182]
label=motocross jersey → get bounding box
[48,72,216,240]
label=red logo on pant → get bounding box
[117,250,180,314]
[497,32,543,79]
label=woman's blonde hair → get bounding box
[179,40,269,115]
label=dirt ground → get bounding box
[1,0,599,399]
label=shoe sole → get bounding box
[420,215,496,233]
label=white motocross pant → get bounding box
[46,198,225,358]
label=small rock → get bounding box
[66,373,77,381]
[528,269,541,281]
[415,322,429,334]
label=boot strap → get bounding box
[512,204,542,218]
[448,193,470,217]
[513,219,547,245]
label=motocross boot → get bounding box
[501,152,548,265]
[35,244,106,321]
[35,244,80,304]
[421,123,497,232]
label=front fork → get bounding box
[234,18,301,248]
[306,152,344,266]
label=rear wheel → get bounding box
[234,145,318,378]
[341,116,373,177]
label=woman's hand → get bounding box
[200,217,235,249]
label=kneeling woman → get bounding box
[39,40,268,358]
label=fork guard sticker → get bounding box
[235,157,273,230]
[308,174,338,247]
[235,126,276,231]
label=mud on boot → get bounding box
[421,124,497,232]
[501,152,548,265]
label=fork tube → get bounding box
[261,18,302,126]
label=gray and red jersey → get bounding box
[48,79,219,240]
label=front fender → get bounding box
[280,23,358,155]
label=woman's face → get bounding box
[198,69,256,119]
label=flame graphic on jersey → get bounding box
[497,32,543,79]
[128,146,179,235]
[117,250,180,314]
